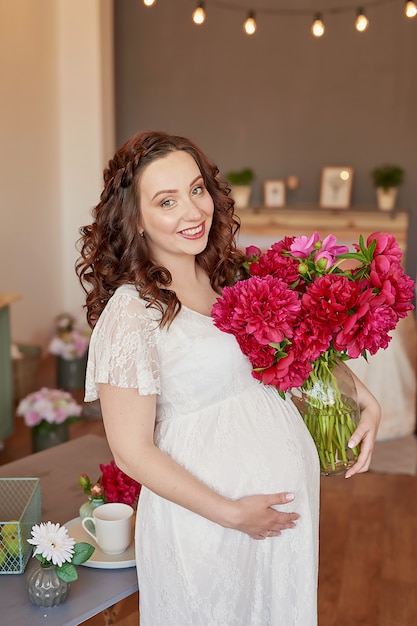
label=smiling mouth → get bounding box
[179,223,205,238]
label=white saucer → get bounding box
[65,517,136,569]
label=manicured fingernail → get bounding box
[348,440,355,449]
[286,493,295,501]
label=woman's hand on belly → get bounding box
[225,492,300,540]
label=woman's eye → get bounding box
[192,185,203,196]
[161,198,175,208]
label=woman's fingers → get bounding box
[232,492,300,538]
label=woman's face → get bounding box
[137,150,214,267]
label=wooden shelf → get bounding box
[236,206,409,254]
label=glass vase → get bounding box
[291,356,361,476]
[57,354,87,390]
[26,563,70,607]
[79,497,104,533]
[31,421,69,453]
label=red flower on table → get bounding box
[100,461,141,506]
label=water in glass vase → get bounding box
[291,357,361,476]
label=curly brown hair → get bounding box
[76,130,246,328]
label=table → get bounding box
[0,435,138,626]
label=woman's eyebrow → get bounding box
[151,176,203,201]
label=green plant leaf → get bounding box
[71,541,95,565]
[57,562,78,582]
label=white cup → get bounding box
[81,502,134,555]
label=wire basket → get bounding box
[0,478,41,574]
[12,343,42,403]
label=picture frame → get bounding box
[319,166,354,209]
[263,179,286,208]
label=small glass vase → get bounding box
[31,421,69,453]
[26,563,70,607]
[291,355,361,476]
[79,497,104,533]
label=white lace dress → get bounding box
[85,284,320,626]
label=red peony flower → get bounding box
[100,460,141,506]
[255,350,312,392]
[302,275,359,330]
[292,318,332,362]
[334,304,398,358]
[213,275,301,346]
[248,240,303,289]
[367,231,402,263]
[236,333,276,369]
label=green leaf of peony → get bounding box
[72,541,95,565]
[57,562,78,582]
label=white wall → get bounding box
[0,0,115,350]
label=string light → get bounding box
[405,1,417,18]
[192,2,206,25]
[143,2,414,36]
[355,7,369,31]
[243,11,257,35]
[311,13,325,38]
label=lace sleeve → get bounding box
[84,288,161,401]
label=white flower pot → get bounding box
[376,187,398,211]
[230,185,252,209]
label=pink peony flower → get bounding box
[289,232,320,257]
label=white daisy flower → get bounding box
[28,522,75,567]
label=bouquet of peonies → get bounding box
[212,231,415,473]
[17,387,82,429]
[79,460,141,507]
[48,312,91,360]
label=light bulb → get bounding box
[192,3,206,25]
[355,8,369,32]
[143,0,156,6]
[405,1,417,18]
[244,11,257,35]
[311,13,325,38]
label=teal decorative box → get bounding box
[0,478,41,574]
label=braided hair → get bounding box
[76,130,245,328]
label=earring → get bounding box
[140,231,144,237]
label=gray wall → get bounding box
[114,0,417,273]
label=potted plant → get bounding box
[225,168,254,209]
[16,387,82,452]
[371,164,404,211]
[48,312,91,389]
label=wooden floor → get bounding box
[2,357,417,625]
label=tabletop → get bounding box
[0,434,139,626]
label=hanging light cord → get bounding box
[195,0,397,17]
